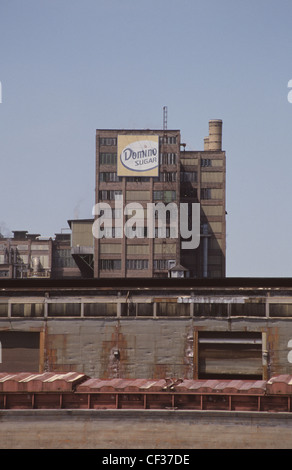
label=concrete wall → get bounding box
[0,409,291,449]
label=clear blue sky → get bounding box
[1,0,292,277]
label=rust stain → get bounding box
[184,327,194,379]
[100,322,129,379]
[153,364,170,379]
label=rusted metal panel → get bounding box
[266,375,292,395]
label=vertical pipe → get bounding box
[203,237,208,278]
[202,224,209,278]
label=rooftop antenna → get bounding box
[163,106,168,131]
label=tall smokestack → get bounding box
[208,119,222,151]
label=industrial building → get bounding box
[0,230,80,279]
[0,118,226,280]
[93,118,226,279]
[0,277,292,381]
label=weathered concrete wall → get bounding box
[0,409,291,449]
[1,317,292,378]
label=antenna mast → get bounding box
[163,106,168,131]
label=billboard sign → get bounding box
[117,135,159,177]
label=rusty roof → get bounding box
[0,374,290,396]
[76,377,267,395]
[0,372,87,392]
[266,375,292,395]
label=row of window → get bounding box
[99,154,213,168]
[153,191,177,202]
[97,226,178,239]
[99,136,177,146]
[99,190,123,200]
[98,190,177,202]
[99,171,178,183]
[99,153,117,165]
[0,301,282,318]
[99,153,177,166]
[98,188,216,201]
[99,138,117,146]
[154,172,177,182]
[99,259,149,270]
[99,172,178,183]
[99,172,122,182]
[98,170,201,185]
[159,136,177,144]
[99,259,121,270]
[126,259,149,270]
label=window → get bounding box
[48,303,81,316]
[201,158,212,167]
[99,172,121,182]
[11,303,44,317]
[126,177,150,182]
[99,190,123,200]
[53,249,76,268]
[84,303,117,316]
[154,259,169,270]
[200,188,212,199]
[181,171,197,183]
[159,153,177,165]
[126,259,148,270]
[157,172,176,182]
[156,302,189,316]
[99,137,117,146]
[159,136,177,145]
[197,331,263,379]
[0,303,8,316]
[153,190,176,202]
[99,259,121,270]
[100,153,117,165]
[100,208,122,219]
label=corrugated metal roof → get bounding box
[0,373,290,396]
[76,377,267,394]
[0,372,87,392]
[267,375,292,394]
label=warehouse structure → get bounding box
[1,277,292,381]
